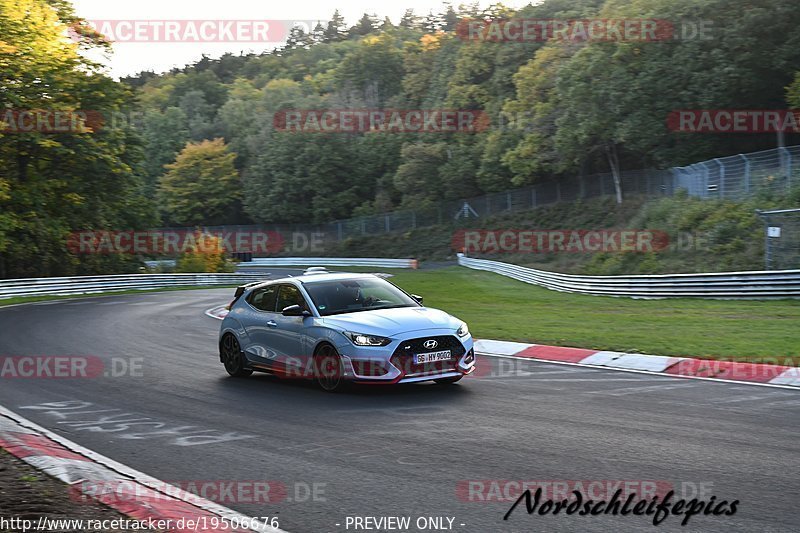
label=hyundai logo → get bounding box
[423,339,438,350]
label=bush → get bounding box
[174,231,236,273]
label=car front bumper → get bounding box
[336,331,475,384]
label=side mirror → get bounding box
[411,294,423,304]
[282,304,311,317]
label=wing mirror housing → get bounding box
[411,294,423,304]
[282,304,311,317]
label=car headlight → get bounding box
[345,332,392,347]
[457,322,470,338]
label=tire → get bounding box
[314,344,346,392]
[221,334,253,378]
[435,375,463,385]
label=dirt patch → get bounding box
[0,450,161,532]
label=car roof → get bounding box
[297,272,379,284]
[248,272,379,291]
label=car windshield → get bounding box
[304,278,419,316]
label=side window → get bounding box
[247,285,278,312]
[276,285,307,312]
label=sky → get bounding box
[69,0,529,78]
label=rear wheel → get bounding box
[314,344,346,392]
[435,375,463,385]
[221,334,253,377]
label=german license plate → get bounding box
[414,350,452,364]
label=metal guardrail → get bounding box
[0,258,419,299]
[0,273,268,299]
[457,254,800,299]
[236,257,418,270]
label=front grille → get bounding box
[390,335,466,376]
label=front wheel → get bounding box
[314,344,346,392]
[221,334,253,377]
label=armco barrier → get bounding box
[457,254,800,299]
[0,258,419,299]
[236,257,418,270]
[0,273,268,299]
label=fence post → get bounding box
[531,187,537,208]
[411,211,416,229]
[780,147,791,192]
[556,181,561,202]
[714,159,724,199]
[739,154,750,194]
[385,214,390,232]
[337,222,343,241]
[507,192,512,211]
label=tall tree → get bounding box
[159,139,243,226]
[0,0,154,277]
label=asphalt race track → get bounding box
[0,286,798,532]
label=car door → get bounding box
[271,284,312,374]
[241,284,281,369]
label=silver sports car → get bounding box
[218,270,475,391]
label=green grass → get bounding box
[390,267,800,364]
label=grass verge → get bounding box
[390,267,800,364]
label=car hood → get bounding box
[319,306,460,337]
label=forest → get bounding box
[1,0,799,277]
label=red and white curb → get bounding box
[0,405,286,533]
[205,306,229,320]
[474,340,800,390]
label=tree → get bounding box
[141,107,190,193]
[393,143,448,207]
[0,0,154,277]
[350,13,378,37]
[399,9,421,30]
[324,10,347,42]
[159,139,243,225]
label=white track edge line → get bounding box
[0,405,289,533]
